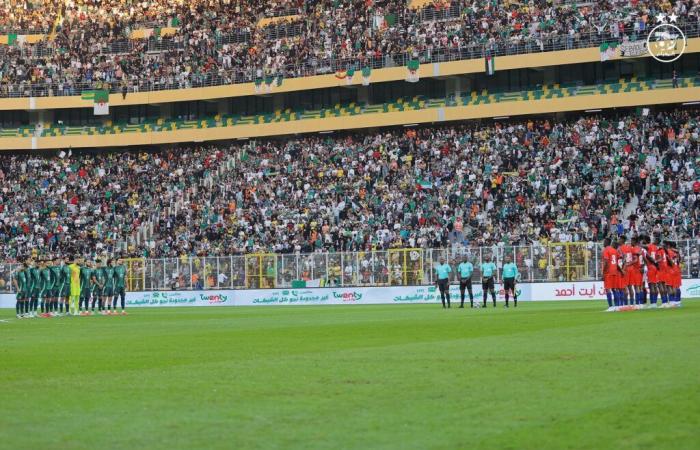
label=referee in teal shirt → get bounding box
[435,257,452,308]
[457,257,474,308]
[502,256,520,307]
[480,256,498,307]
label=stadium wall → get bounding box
[2,280,699,308]
[3,37,700,111]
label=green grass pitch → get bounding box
[1,301,699,450]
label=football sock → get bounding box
[16,301,20,315]
[606,292,613,307]
[661,293,668,304]
[505,293,509,306]
[651,292,658,304]
[676,288,681,303]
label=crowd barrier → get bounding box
[2,280,699,308]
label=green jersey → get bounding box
[114,265,126,289]
[80,267,93,291]
[50,265,63,288]
[103,267,115,288]
[14,269,28,293]
[61,265,71,288]
[29,268,41,292]
[40,267,53,291]
[94,267,106,288]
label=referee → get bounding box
[457,257,474,308]
[435,257,452,309]
[480,256,497,308]
[502,256,520,308]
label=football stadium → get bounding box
[1,1,699,449]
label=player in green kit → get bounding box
[114,258,128,315]
[60,257,72,314]
[13,262,28,318]
[50,258,63,315]
[39,260,54,317]
[26,261,39,318]
[93,260,107,314]
[79,259,94,316]
[104,259,116,315]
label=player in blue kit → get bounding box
[435,257,452,309]
[457,257,474,308]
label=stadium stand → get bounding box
[0,109,698,263]
[0,0,698,97]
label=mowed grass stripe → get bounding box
[0,301,697,450]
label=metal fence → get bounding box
[3,240,700,293]
[2,20,697,99]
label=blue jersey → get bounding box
[457,262,473,278]
[503,263,519,279]
[435,263,452,280]
[480,262,497,278]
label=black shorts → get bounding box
[459,278,472,290]
[437,279,449,293]
[504,278,515,291]
[482,277,495,291]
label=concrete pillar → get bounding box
[357,86,369,105]
[273,93,284,112]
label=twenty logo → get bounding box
[332,291,363,302]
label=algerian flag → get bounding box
[7,34,26,46]
[345,67,356,85]
[264,75,274,93]
[599,42,617,61]
[254,78,263,93]
[93,89,109,115]
[406,59,420,83]
[485,55,495,75]
[362,66,371,86]
[276,74,284,87]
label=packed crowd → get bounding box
[0,109,699,262]
[1,0,699,97]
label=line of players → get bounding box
[602,235,683,312]
[12,257,128,318]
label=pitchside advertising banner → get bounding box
[2,280,700,308]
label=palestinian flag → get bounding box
[485,55,495,75]
[406,59,420,83]
[416,180,433,190]
[93,90,109,115]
